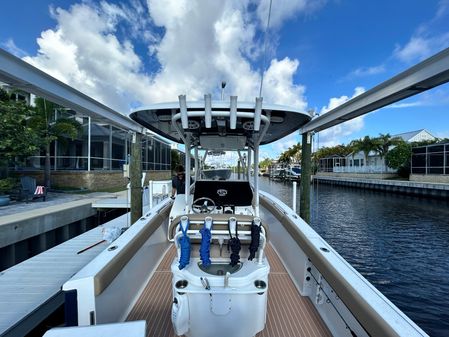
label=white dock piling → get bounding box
[293,181,297,213]
[149,180,154,209]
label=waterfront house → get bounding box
[1,83,172,190]
[319,129,436,177]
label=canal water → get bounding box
[259,177,449,337]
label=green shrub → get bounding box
[0,178,16,194]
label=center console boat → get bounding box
[50,95,427,337]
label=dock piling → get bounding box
[292,181,297,213]
[130,132,143,224]
[300,132,311,223]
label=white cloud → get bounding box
[1,38,28,58]
[393,2,449,64]
[317,87,366,147]
[260,132,301,160]
[436,0,449,19]
[257,0,327,28]
[23,0,313,115]
[394,33,449,63]
[24,3,154,112]
[262,58,307,108]
[346,64,385,79]
[389,101,423,109]
[393,37,432,63]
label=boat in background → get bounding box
[201,168,232,180]
[201,151,233,180]
[270,164,301,181]
[45,95,428,337]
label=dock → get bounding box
[314,175,449,198]
[0,213,127,337]
[0,185,170,336]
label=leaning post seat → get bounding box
[170,214,270,337]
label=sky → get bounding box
[1,0,449,162]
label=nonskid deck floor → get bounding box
[127,244,332,337]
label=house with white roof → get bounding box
[393,129,435,143]
[333,129,436,174]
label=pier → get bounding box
[0,214,126,337]
[0,192,126,270]
[313,175,449,198]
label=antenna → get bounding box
[259,0,273,98]
[221,81,226,100]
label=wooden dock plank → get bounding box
[0,214,128,336]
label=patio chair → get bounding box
[20,176,46,203]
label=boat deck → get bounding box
[127,244,332,337]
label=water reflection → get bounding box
[259,177,449,337]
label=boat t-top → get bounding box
[49,95,428,337]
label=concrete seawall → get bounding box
[314,175,449,199]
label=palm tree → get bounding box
[372,133,402,171]
[350,136,376,168]
[278,150,292,165]
[289,143,302,163]
[30,98,81,188]
[278,143,301,165]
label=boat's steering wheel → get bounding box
[192,197,216,214]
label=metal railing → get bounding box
[18,155,170,171]
[319,166,396,173]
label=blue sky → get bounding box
[1,0,448,160]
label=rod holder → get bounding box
[205,216,213,230]
[229,217,237,234]
[181,216,189,232]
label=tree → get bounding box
[312,144,352,161]
[288,143,302,163]
[259,158,273,170]
[0,89,40,175]
[30,98,81,188]
[312,144,352,173]
[171,149,181,172]
[372,133,402,172]
[350,136,376,166]
[385,141,412,177]
[278,143,301,165]
[278,149,291,164]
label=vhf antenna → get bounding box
[221,81,226,100]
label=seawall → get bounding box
[313,175,449,199]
